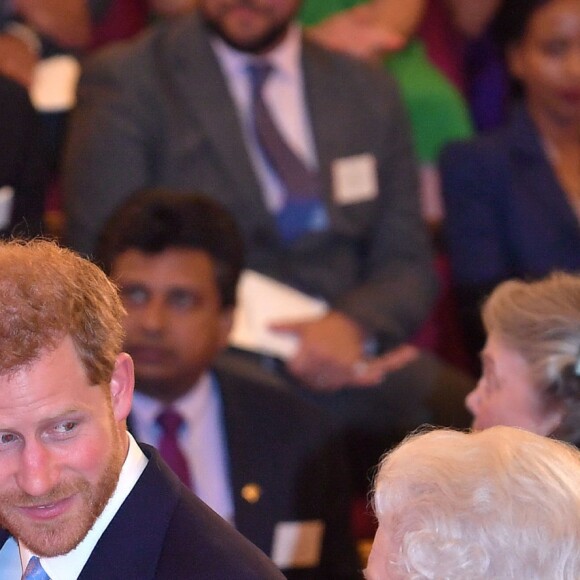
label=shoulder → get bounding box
[216,364,334,439]
[82,12,205,79]
[302,37,404,104]
[134,446,283,578]
[160,489,283,578]
[441,105,535,171]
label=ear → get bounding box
[109,352,135,422]
[217,306,235,351]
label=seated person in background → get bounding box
[0,0,114,193]
[96,188,362,579]
[440,0,580,366]
[64,0,473,492]
[0,239,283,579]
[0,74,47,238]
[465,272,580,447]
[365,426,580,580]
[0,0,92,84]
[299,0,475,232]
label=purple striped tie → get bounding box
[247,61,325,242]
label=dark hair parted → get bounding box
[491,0,552,51]
[0,238,126,384]
[95,188,244,308]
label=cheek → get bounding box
[64,427,117,483]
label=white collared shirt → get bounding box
[0,433,147,580]
[130,372,234,524]
[211,24,319,213]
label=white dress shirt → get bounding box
[130,372,234,524]
[211,24,319,213]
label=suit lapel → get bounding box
[509,106,580,232]
[78,445,179,580]
[215,370,276,555]
[301,42,338,213]
[169,15,275,235]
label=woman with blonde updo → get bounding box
[465,271,580,446]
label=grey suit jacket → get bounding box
[64,13,436,346]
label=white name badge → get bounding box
[271,520,324,569]
[332,153,379,205]
[0,186,14,230]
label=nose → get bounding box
[16,440,60,497]
[465,382,481,415]
[565,46,580,80]
[140,297,167,334]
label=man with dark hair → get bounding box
[96,188,362,579]
[65,0,472,492]
[0,238,284,579]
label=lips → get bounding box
[559,89,580,104]
[127,345,174,365]
[18,495,75,521]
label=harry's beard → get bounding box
[0,434,125,557]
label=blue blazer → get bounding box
[440,105,580,358]
[0,444,284,579]
[441,104,580,287]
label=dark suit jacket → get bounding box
[64,12,436,348]
[440,104,580,356]
[213,364,361,579]
[0,75,47,238]
[0,444,284,579]
[129,363,361,579]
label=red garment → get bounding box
[419,0,467,94]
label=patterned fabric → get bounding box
[247,62,325,242]
[22,556,50,580]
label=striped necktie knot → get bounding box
[22,556,50,580]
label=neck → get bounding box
[527,100,580,150]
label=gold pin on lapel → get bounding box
[241,483,262,504]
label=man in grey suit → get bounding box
[63,0,472,490]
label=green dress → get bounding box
[299,0,473,162]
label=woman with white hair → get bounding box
[466,271,580,446]
[365,426,580,579]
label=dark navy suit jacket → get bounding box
[129,362,361,580]
[0,444,284,579]
[213,364,360,579]
[440,105,580,356]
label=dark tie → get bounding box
[247,62,325,243]
[156,408,193,489]
[22,556,50,580]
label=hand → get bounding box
[0,33,38,87]
[306,6,405,63]
[349,344,419,387]
[271,311,366,390]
